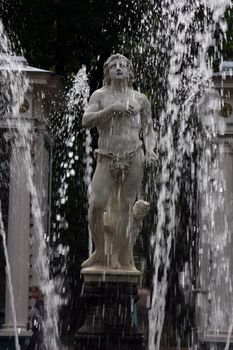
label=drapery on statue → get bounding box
[82,53,156,271]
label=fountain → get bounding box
[75,53,154,350]
[129,2,231,349]
[0,1,233,350]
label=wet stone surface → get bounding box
[75,281,144,350]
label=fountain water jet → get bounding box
[117,0,231,349]
[147,1,230,348]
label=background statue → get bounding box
[82,53,155,270]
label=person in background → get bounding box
[26,286,45,350]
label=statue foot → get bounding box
[120,262,138,271]
[81,251,106,268]
[110,254,121,269]
[127,264,138,271]
[111,261,121,269]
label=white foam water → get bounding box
[147,2,230,349]
[52,65,91,256]
[125,1,231,349]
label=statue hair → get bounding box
[103,53,134,87]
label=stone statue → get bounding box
[81,53,155,271]
[104,199,150,269]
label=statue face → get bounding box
[108,58,130,82]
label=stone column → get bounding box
[3,133,30,332]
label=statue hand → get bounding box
[108,104,136,118]
[145,151,157,166]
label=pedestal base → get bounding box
[75,270,144,350]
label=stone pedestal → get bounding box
[75,268,144,350]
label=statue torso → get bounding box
[97,88,142,153]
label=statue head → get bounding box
[103,53,134,87]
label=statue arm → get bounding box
[82,90,110,129]
[141,95,156,164]
[82,90,133,129]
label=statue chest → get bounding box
[101,93,140,111]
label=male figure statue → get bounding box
[82,53,155,269]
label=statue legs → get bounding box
[110,149,144,268]
[81,159,114,268]
[82,149,144,269]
